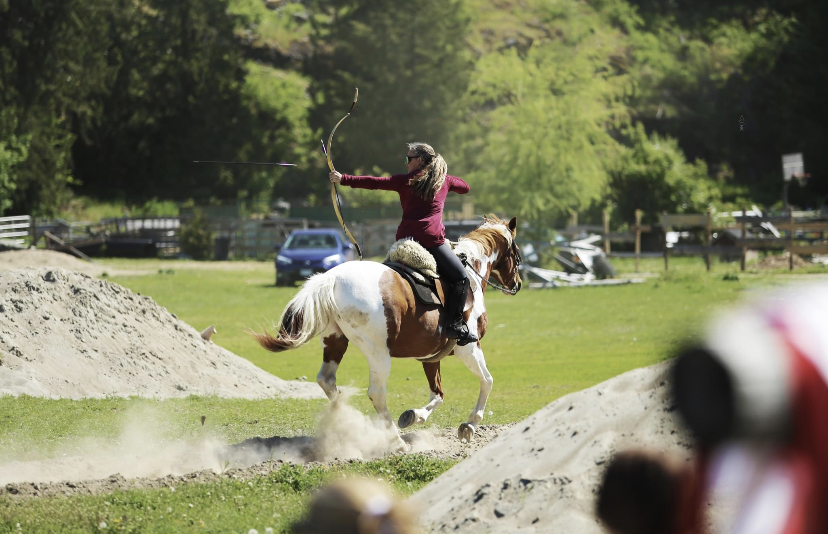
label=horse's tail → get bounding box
[251,273,337,353]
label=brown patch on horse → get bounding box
[322,333,348,364]
[249,307,305,352]
[379,270,452,359]
[434,279,447,307]
[422,362,444,399]
[477,311,488,341]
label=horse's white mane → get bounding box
[454,221,512,262]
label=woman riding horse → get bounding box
[329,142,477,346]
[253,214,521,445]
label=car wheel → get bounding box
[593,256,617,280]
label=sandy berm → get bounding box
[0,267,322,400]
[410,361,700,533]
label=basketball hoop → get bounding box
[793,172,812,187]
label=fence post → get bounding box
[603,209,611,255]
[29,216,36,248]
[635,209,642,273]
[662,211,669,271]
[789,211,795,270]
[740,206,747,271]
[704,208,711,271]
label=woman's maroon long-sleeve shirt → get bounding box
[340,172,470,248]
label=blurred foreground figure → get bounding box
[598,283,828,534]
[292,478,417,534]
[596,450,700,534]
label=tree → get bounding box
[0,117,29,215]
[305,0,473,181]
[452,0,633,230]
[608,124,720,222]
[0,0,116,215]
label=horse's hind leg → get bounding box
[398,362,444,429]
[455,344,493,442]
[317,326,348,403]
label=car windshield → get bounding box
[284,234,337,250]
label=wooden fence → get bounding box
[0,215,33,245]
[561,210,655,272]
[563,208,828,272]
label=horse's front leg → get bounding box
[398,361,444,428]
[366,350,408,452]
[455,343,493,442]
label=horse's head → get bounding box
[464,215,522,295]
[490,216,522,295]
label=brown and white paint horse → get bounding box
[252,216,522,448]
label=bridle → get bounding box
[458,241,522,295]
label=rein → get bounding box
[457,242,521,295]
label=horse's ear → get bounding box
[508,217,517,235]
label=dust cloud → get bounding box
[0,400,452,486]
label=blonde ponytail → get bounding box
[407,142,448,201]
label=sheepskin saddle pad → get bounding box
[384,238,439,280]
[383,239,444,306]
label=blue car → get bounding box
[275,229,355,286]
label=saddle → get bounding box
[383,261,447,306]
[383,238,474,311]
[383,239,476,363]
[383,238,446,306]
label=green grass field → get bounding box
[2,256,825,532]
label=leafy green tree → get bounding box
[179,209,214,260]
[0,0,116,215]
[0,114,29,214]
[608,124,721,222]
[452,0,633,229]
[623,0,826,207]
[305,0,473,182]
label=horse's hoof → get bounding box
[458,423,475,443]
[391,436,409,453]
[398,409,416,429]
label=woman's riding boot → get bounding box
[445,278,478,346]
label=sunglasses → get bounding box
[406,155,420,164]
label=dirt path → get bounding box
[0,425,509,499]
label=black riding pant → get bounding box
[426,242,467,283]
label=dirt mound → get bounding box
[410,362,693,533]
[0,268,322,400]
[755,253,809,269]
[0,249,107,277]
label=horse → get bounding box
[251,215,522,448]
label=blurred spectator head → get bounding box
[596,450,693,534]
[292,478,417,534]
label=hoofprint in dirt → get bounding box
[0,424,509,499]
[409,361,695,534]
[0,268,321,400]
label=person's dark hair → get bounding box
[596,451,681,534]
[407,142,448,201]
[671,345,736,446]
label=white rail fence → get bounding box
[0,215,32,245]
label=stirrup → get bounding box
[446,322,478,346]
